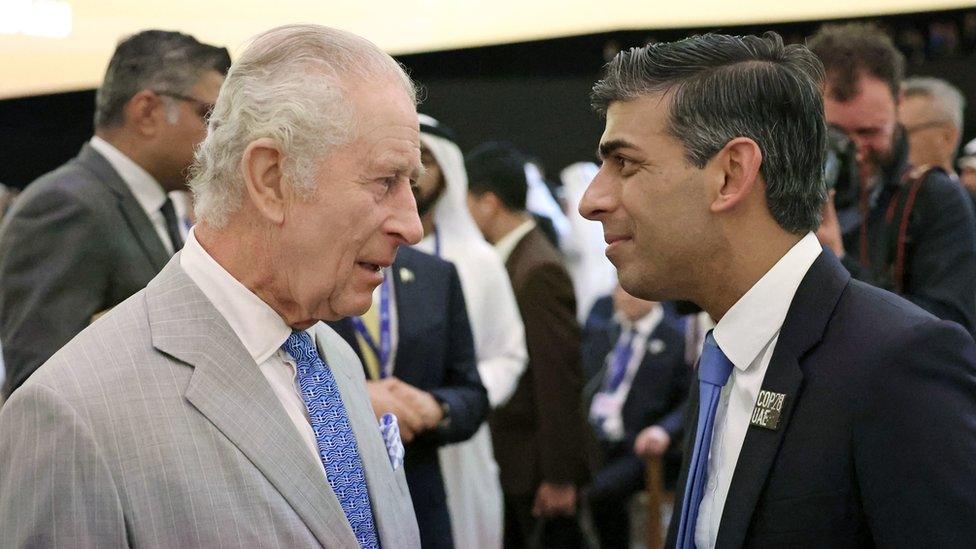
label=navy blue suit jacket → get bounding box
[330,247,488,549]
[581,302,690,500]
[665,251,976,548]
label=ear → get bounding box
[947,125,961,146]
[124,90,166,137]
[484,192,502,212]
[241,138,288,224]
[709,137,763,214]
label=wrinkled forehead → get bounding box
[899,94,940,120]
[357,124,423,181]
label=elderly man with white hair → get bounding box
[899,76,966,178]
[0,24,423,548]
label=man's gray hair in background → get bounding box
[190,24,417,228]
[591,32,827,234]
[903,77,966,130]
[95,30,231,128]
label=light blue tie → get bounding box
[282,330,380,549]
[676,330,734,549]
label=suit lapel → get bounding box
[714,252,851,548]
[713,347,803,548]
[78,144,170,270]
[390,257,413,374]
[146,258,358,548]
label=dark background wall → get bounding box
[2,7,975,189]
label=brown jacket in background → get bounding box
[490,227,589,496]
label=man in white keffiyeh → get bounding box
[414,114,529,548]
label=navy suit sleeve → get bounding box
[854,319,976,547]
[586,452,645,503]
[426,264,489,444]
[656,400,687,440]
[901,174,976,334]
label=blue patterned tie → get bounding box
[676,330,734,549]
[282,330,380,549]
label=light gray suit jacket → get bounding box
[0,257,420,548]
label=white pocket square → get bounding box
[379,413,405,471]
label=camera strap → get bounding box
[883,165,935,294]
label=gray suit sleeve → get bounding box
[0,383,128,548]
[0,186,111,396]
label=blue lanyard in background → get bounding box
[351,275,393,378]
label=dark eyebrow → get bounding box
[597,138,639,160]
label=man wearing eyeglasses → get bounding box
[899,77,966,181]
[0,30,230,397]
[810,23,976,336]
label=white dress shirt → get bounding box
[694,233,822,549]
[89,136,178,254]
[493,218,537,263]
[180,228,323,466]
[589,305,664,441]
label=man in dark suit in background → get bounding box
[580,32,976,548]
[811,23,976,335]
[582,285,689,549]
[0,30,230,397]
[330,245,489,549]
[467,142,588,549]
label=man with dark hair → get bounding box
[467,142,589,549]
[581,31,976,548]
[810,23,976,334]
[0,30,230,397]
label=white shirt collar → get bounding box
[712,232,822,371]
[494,218,536,263]
[89,136,168,217]
[180,228,292,364]
[615,303,663,337]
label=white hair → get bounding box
[189,24,416,228]
[903,76,966,129]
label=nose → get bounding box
[849,134,871,161]
[578,166,614,221]
[387,180,424,245]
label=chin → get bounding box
[619,270,670,303]
[332,293,373,319]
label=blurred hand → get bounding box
[366,379,422,442]
[815,190,845,258]
[388,378,444,431]
[532,482,577,517]
[634,425,671,459]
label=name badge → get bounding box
[590,392,623,419]
[750,390,787,430]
